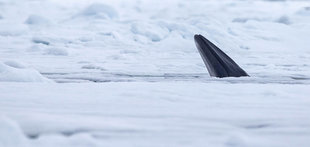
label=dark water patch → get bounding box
[244,124,271,129]
[32,38,50,45]
[291,77,310,80]
[26,129,91,139]
[27,128,142,140]
[276,16,291,25]
[27,134,39,139]
[61,129,90,136]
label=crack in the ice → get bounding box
[41,72,310,84]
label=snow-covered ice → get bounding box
[0,61,52,82]
[1,0,310,146]
[1,83,310,147]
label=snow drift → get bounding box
[0,61,52,82]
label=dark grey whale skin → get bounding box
[194,34,249,78]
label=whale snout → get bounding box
[194,34,249,78]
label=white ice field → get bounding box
[1,0,310,146]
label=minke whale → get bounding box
[194,34,249,78]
